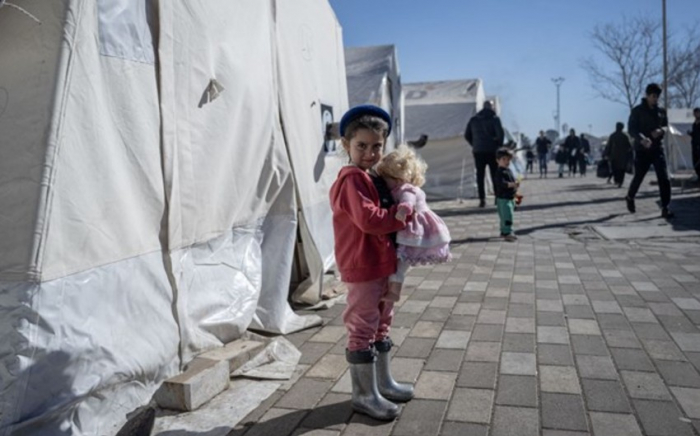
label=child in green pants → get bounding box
[495,148,519,242]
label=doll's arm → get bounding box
[395,189,417,222]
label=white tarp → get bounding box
[345,45,403,150]
[276,0,348,304]
[668,108,695,173]
[0,0,345,433]
[404,80,485,200]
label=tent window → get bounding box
[98,0,156,64]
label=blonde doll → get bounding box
[376,145,452,301]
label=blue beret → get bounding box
[339,105,392,138]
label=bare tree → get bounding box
[581,17,662,110]
[668,26,700,108]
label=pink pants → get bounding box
[343,277,395,351]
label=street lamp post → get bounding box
[552,77,565,135]
[662,0,676,173]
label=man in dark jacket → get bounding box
[563,129,580,176]
[689,107,700,180]
[626,83,673,218]
[465,100,505,207]
[604,122,632,187]
[535,130,552,178]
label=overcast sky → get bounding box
[330,0,699,139]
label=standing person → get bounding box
[495,148,520,241]
[625,83,673,218]
[525,146,535,174]
[535,130,552,178]
[330,105,414,421]
[564,129,580,176]
[376,145,452,301]
[555,144,568,177]
[604,122,632,187]
[579,133,591,176]
[689,108,700,180]
[464,100,505,207]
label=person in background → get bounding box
[579,133,591,176]
[625,83,673,218]
[525,146,535,174]
[689,107,700,180]
[604,122,632,187]
[555,143,568,178]
[494,147,520,242]
[564,128,580,177]
[464,100,505,207]
[535,130,552,178]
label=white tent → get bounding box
[0,0,345,434]
[345,45,403,150]
[404,79,486,200]
[667,108,696,175]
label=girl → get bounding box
[376,145,452,301]
[329,105,414,421]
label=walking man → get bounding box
[564,129,580,176]
[465,100,504,207]
[625,83,673,218]
[535,130,551,178]
[604,122,632,187]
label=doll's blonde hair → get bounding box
[376,145,427,187]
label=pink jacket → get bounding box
[329,166,406,282]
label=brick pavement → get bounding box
[232,168,700,436]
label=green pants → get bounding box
[496,198,515,235]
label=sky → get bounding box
[329,0,699,140]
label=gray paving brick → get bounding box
[597,313,632,330]
[501,352,536,375]
[471,324,503,341]
[568,319,601,335]
[537,312,567,326]
[457,362,497,389]
[602,329,641,348]
[540,365,580,393]
[589,412,642,436]
[426,349,465,372]
[621,371,672,400]
[671,332,700,352]
[564,305,595,319]
[242,408,307,436]
[495,375,537,407]
[420,308,452,322]
[658,315,699,333]
[465,341,500,362]
[275,378,334,409]
[502,333,535,353]
[538,344,574,366]
[393,399,446,436]
[299,392,352,430]
[570,335,608,356]
[446,388,493,423]
[395,338,436,359]
[439,422,488,436]
[581,379,631,412]
[542,431,589,436]
[576,355,618,380]
[491,406,539,436]
[414,371,457,400]
[409,321,443,338]
[507,304,535,318]
[541,393,588,431]
[436,330,470,349]
[671,387,700,419]
[655,360,700,388]
[537,326,569,344]
[642,339,687,361]
[444,314,476,331]
[610,348,655,371]
[633,399,695,436]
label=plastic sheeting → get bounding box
[276,0,348,303]
[345,45,403,150]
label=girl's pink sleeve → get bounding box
[335,175,406,235]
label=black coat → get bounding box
[464,108,505,153]
[690,121,700,148]
[564,135,580,160]
[495,166,516,199]
[605,131,632,164]
[535,136,551,155]
[628,98,667,152]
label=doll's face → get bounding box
[342,128,385,171]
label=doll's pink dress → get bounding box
[393,183,451,265]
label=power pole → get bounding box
[662,0,675,172]
[552,77,565,135]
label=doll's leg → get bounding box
[384,260,410,302]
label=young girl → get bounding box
[376,146,452,301]
[330,105,414,421]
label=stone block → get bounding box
[198,339,266,373]
[155,358,230,411]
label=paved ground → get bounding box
[232,167,700,436]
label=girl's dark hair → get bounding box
[342,115,390,140]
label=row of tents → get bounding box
[0,1,496,434]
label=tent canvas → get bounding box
[345,45,403,150]
[0,0,345,434]
[668,108,696,174]
[404,79,485,200]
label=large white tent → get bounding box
[345,44,404,150]
[404,79,485,200]
[667,108,696,175]
[0,0,345,434]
